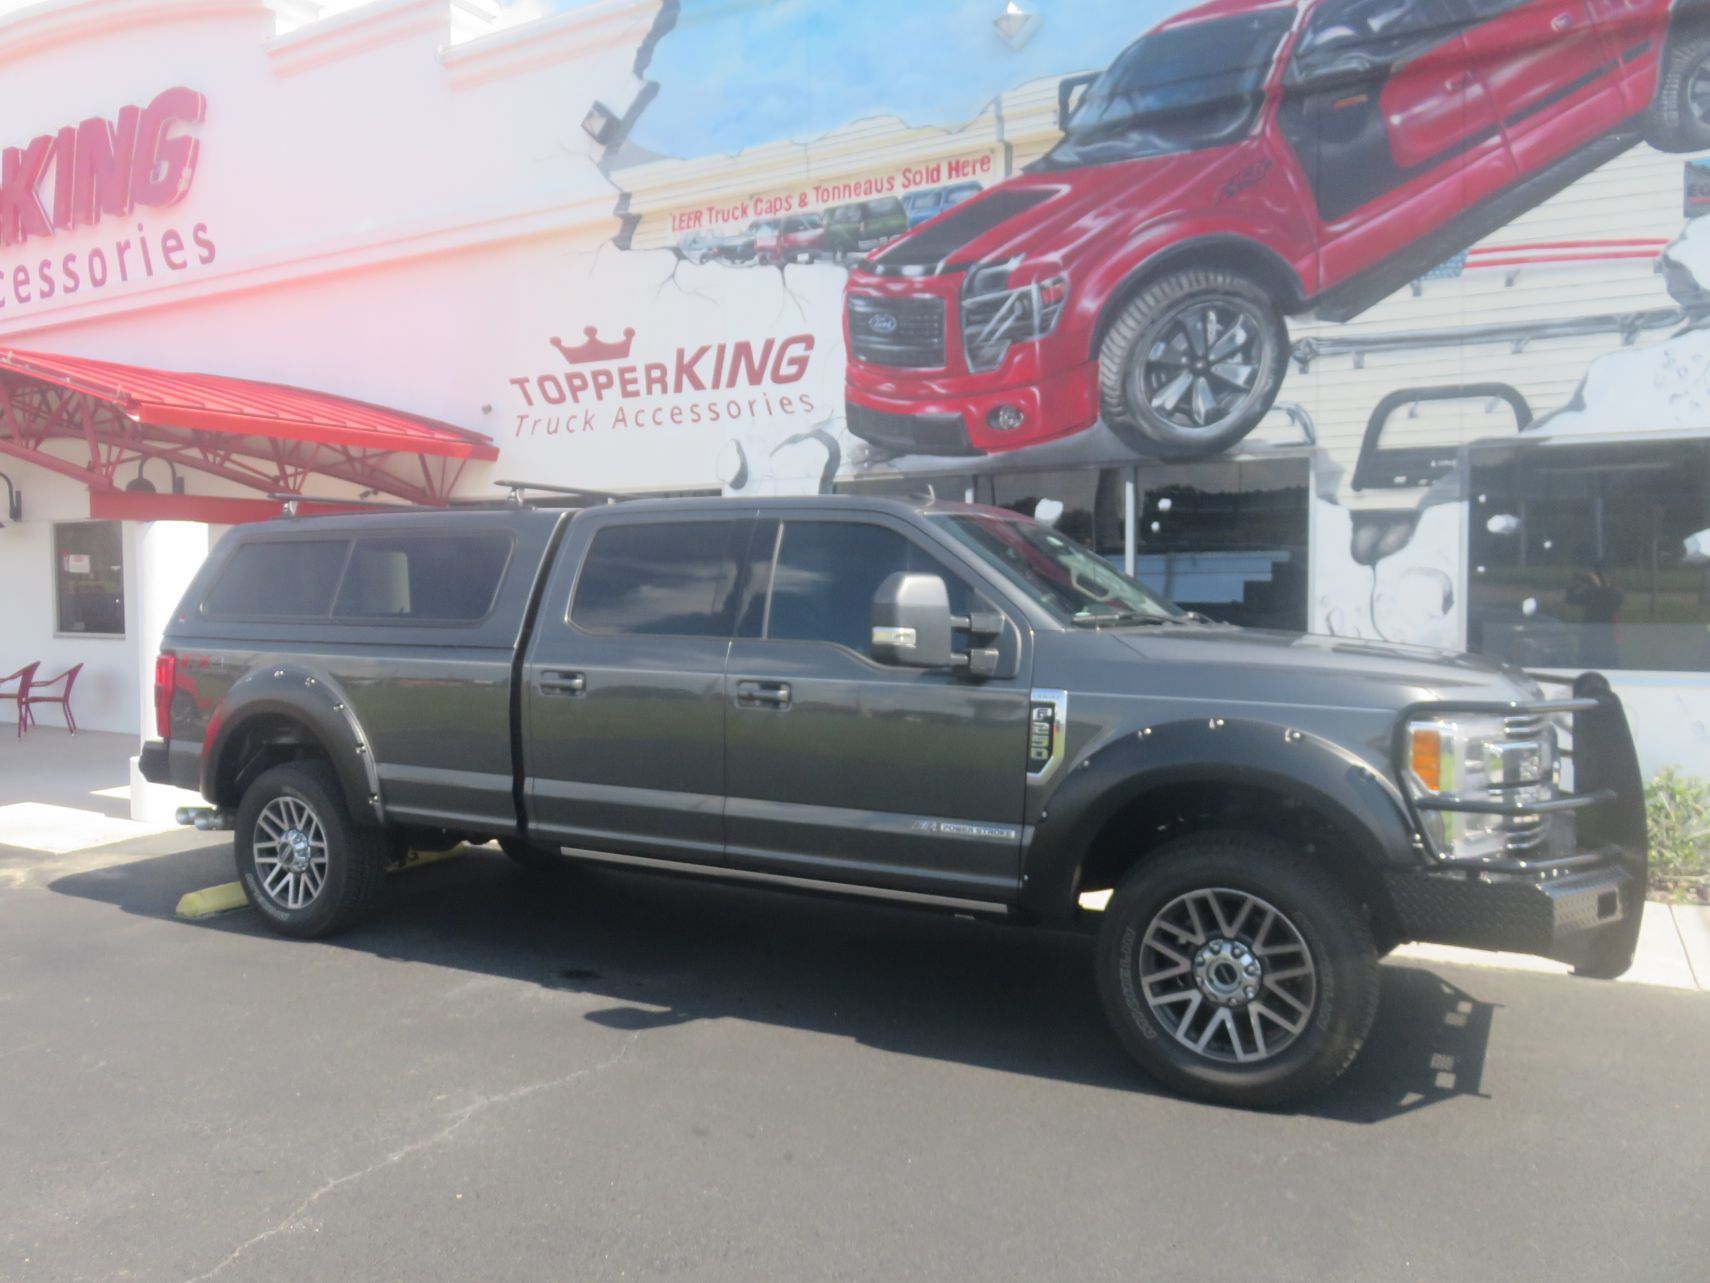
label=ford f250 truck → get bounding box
[140,495,1647,1107]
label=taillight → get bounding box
[153,652,177,740]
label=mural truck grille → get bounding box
[848,295,946,368]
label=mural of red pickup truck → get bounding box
[845,0,1710,461]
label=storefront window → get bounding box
[985,468,1126,559]
[1135,460,1309,631]
[1468,442,1710,672]
[54,521,125,636]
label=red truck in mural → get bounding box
[844,0,1710,461]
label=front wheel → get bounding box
[1097,268,1288,460]
[235,761,389,938]
[1644,32,1710,153]
[1095,833,1379,1108]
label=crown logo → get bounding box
[550,326,636,364]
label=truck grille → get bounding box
[847,295,946,368]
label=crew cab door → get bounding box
[520,512,751,861]
[1277,0,1516,286]
[1458,0,1625,170]
[722,513,1030,905]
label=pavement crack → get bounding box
[180,1033,638,1283]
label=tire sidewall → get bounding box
[1651,34,1710,152]
[235,762,371,938]
[1096,838,1374,1107]
[1099,270,1288,461]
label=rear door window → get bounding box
[571,521,746,637]
[202,540,349,619]
[333,534,513,622]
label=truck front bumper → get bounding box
[1384,857,1641,971]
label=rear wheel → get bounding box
[1645,31,1710,152]
[1095,832,1379,1108]
[1097,268,1288,460]
[235,761,387,939]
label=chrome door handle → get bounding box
[1551,11,1573,30]
[735,680,791,708]
[539,670,586,695]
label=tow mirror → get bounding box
[871,573,954,669]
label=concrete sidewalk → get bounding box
[3,728,1706,991]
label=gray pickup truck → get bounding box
[140,494,1647,1106]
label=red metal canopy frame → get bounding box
[0,349,499,514]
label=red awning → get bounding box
[0,348,498,510]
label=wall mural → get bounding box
[513,0,1710,655]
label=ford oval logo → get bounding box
[867,311,898,335]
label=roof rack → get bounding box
[267,492,417,518]
[491,479,637,506]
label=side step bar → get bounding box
[557,846,1013,917]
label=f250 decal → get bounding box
[1028,689,1067,783]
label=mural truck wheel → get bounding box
[1099,268,1287,460]
[1645,31,1710,152]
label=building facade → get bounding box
[3,0,1709,804]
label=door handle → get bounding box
[735,679,792,708]
[539,670,586,696]
[1551,11,1573,30]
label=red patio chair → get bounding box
[22,663,82,734]
[0,662,36,738]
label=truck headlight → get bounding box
[1404,715,1554,861]
[961,263,1069,372]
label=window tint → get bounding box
[764,521,968,653]
[572,521,742,637]
[333,534,511,622]
[203,540,348,619]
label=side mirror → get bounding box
[871,572,955,669]
[1057,72,1097,133]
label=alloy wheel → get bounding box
[1138,887,1317,1064]
[252,795,330,911]
[1133,300,1265,433]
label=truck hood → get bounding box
[867,154,1225,272]
[1108,625,1539,709]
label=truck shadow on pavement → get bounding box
[51,842,1495,1123]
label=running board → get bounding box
[556,846,1014,916]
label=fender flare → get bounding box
[1018,718,1418,923]
[201,665,384,825]
[1085,233,1308,360]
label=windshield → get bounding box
[933,512,1184,625]
[1036,11,1291,170]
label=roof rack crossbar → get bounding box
[494,479,635,505]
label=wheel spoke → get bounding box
[1150,938,1192,969]
[1264,975,1312,1016]
[1209,361,1256,389]
[1248,1007,1268,1059]
[1207,892,1237,939]
[1207,319,1249,361]
[1253,1001,1306,1037]
[1151,369,1194,413]
[1190,377,1218,425]
[1194,1006,1231,1053]
[1181,312,1208,358]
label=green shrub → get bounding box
[1644,768,1710,902]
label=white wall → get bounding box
[0,460,142,735]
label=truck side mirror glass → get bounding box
[871,572,954,669]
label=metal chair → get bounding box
[22,663,82,734]
[0,662,37,738]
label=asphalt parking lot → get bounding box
[2,817,1707,1283]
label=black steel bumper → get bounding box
[1385,859,1639,970]
[1386,672,1648,974]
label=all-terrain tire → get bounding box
[1095,831,1379,1109]
[1644,31,1710,153]
[1097,268,1288,460]
[234,761,388,939]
